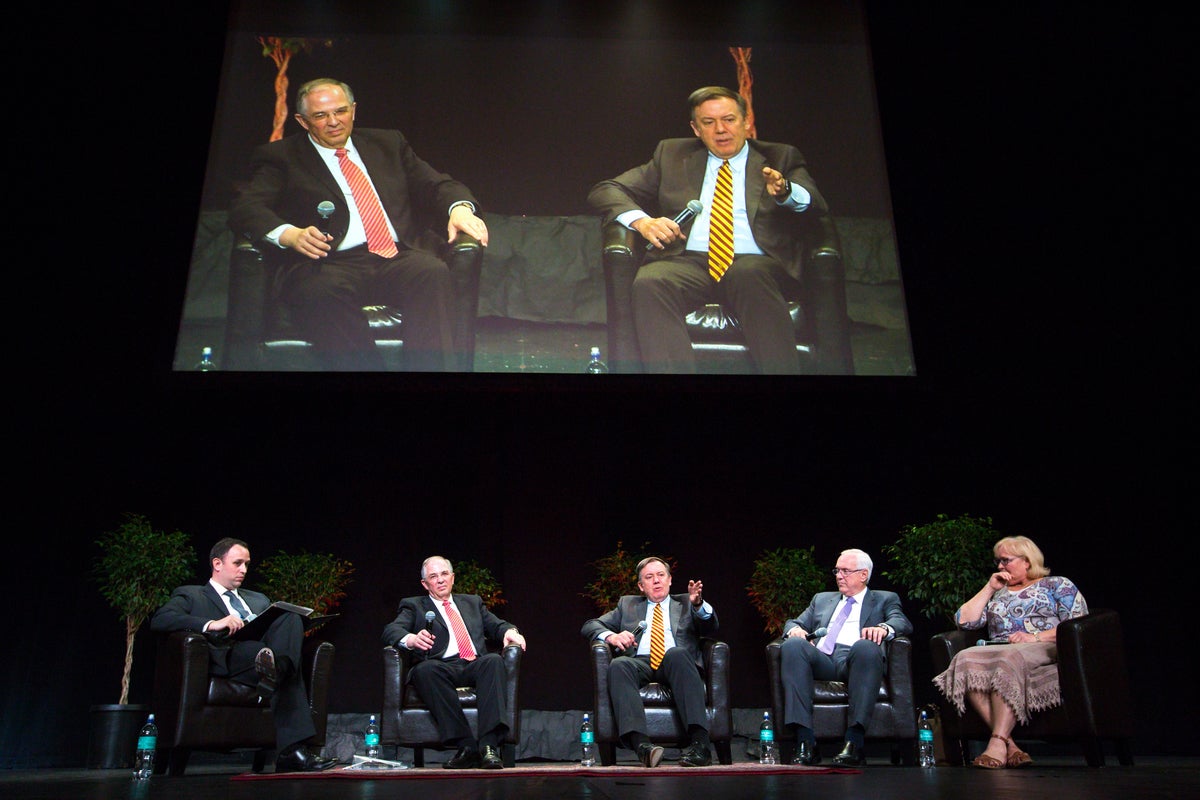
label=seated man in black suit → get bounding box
[149,537,336,773]
[381,555,527,769]
[580,556,717,767]
[779,548,913,766]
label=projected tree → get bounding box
[258,36,324,141]
[730,47,757,138]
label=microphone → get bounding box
[805,627,828,643]
[619,621,647,654]
[645,199,703,252]
[976,638,1007,646]
[316,200,336,237]
[424,610,436,633]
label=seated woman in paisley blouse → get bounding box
[932,535,1088,769]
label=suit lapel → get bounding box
[744,145,767,226]
[202,583,228,617]
[295,135,344,203]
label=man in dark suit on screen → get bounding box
[588,85,833,374]
[381,555,527,770]
[150,537,336,773]
[580,556,717,768]
[228,77,488,371]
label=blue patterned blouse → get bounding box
[960,575,1088,638]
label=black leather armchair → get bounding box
[150,631,334,776]
[600,213,854,374]
[223,232,484,371]
[766,635,917,765]
[381,643,523,767]
[930,608,1134,767]
[588,638,733,765]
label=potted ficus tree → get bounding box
[448,559,506,609]
[746,546,830,638]
[91,512,194,768]
[254,549,355,635]
[879,513,999,626]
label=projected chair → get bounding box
[151,631,334,776]
[588,637,733,765]
[930,608,1134,767]
[765,634,917,765]
[600,213,854,374]
[381,643,523,767]
[223,232,484,371]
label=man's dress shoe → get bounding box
[275,745,337,773]
[790,740,821,766]
[480,745,504,769]
[444,745,482,769]
[637,743,665,768]
[254,647,278,702]
[832,740,866,767]
[677,742,713,767]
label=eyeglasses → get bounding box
[304,106,353,123]
[994,556,1022,567]
[832,567,866,577]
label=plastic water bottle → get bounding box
[759,710,777,765]
[194,346,216,371]
[586,346,608,374]
[365,714,381,759]
[132,713,158,780]
[579,712,596,766]
[918,708,936,767]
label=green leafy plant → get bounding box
[581,541,677,613]
[880,513,1000,626]
[255,550,354,634]
[451,559,506,608]
[94,512,194,704]
[746,546,830,637]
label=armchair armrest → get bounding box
[224,236,268,370]
[802,214,854,374]
[447,232,484,371]
[1056,609,1134,737]
[600,221,642,373]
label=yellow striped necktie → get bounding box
[707,160,734,281]
[649,602,665,670]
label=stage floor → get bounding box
[4,757,1197,800]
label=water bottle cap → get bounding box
[590,346,600,357]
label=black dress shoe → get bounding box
[275,745,338,773]
[637,743,665,768]
[480,745,504,769]
[444,745,482,769]
[677,743,712,767]
[790,740,821,766]
[254,647,278,702]
[832,741,866,767]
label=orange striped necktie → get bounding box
[443,600,477,661]
[649,602,665,670]
[707,160,734,281]
[335,148,398,258]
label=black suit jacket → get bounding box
[150,583,270,674]
[382,593,515,679]
[581,593,718,671]
[227,127,478,267]
[587,137,829,283]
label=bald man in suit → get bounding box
[150,537,336,773]
[382,556,527,770]
[228,77,488,371]
[587,85,831,374]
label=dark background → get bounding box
[8,1,1188,768]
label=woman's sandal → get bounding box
[971,736,1007,769]
[1000,735,1033,768]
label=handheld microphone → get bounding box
[645,199,703,252]
[317,200,336,237]
[976,638,1007,646]
[424,610,436,633]
[805,627,828,643]
[620,621,648,653]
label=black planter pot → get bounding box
[87,704,149,770]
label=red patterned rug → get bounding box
[232,761,859,781]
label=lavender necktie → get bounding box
[819,597,856,655]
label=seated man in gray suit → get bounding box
[581,556,717,768]
[780,548,912,767]
[150,537,336,773]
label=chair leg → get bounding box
[1116,738,1134,766]
[252,749,269,773]
[167,747,191,776]
[412,747,425,768]
[714,740,732,765]
[502,743,516,767]
[1081,736,1105,767]
[598,742,617,766]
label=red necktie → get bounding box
[443,600,477,661]
[335,148,398,258]
[707,160,734,281]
